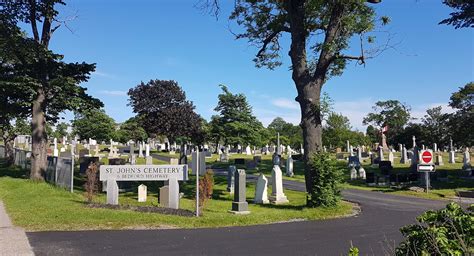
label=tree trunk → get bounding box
[3,133,15,166]
[296,80,323,201]
[30,88,47,181]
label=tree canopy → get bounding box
[439,0,474,29]
[128,79,203,143]
[72,109,116,143]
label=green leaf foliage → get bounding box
[307,152,343,207]
[396,202,474,255]
[72,109,116,143]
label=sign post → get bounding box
[196,147,200,217]
[417,150,435,193]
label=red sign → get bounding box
[421,150,433,164]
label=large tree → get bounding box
[72,109,116,143]
[1,1,102,180]
[439,0,474,29]
[213,85,267,147]
[421,106,449,147]
[447,82,473,147]
[363,100,411,146]
[128,80,203,144]
[115,116,148,144]
[215,0,386,204]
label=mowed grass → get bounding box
[0,162,352,231]
[208,152,474,201]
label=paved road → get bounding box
[27,173,448,255]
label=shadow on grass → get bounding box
[0,159,29,179]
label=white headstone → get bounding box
[146,156,153,165]
[350,166,357,180]
[245,145,251,155]
[388,151,394,164]
[138,184,147,202]
[227,165,236,193]
[145,144,150,157]
[400,147,409,164]
[254,174,269,204]
[270,165,289,204]
[358,166,366,180]
[346,140,350,153]
[106,179,119,205]
[449,151,455,164]
[462,148,472,171]
[138,143,144,158]
[378,146,384,161]
[286,157,294,177]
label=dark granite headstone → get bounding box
[348,156,360,168]
[253,155,262,164]
[408,173,418,182]
[234,158,246,165]
[109,158,126,165]
[379,161,393,175]
[231,169,249,213]
[366,172,375,183]
[79,149,89,157]
[291,154,303,161]
[79,156,99,174]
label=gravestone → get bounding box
[348,156,360,168]
[272,154,281,166]
[79,156,99,174]
[230,169,249,214]
[106,179,119,205]
[159,178,180,209]
[462,148,472,171]
[366,173,375,184]
[254,174,269,204]
[227,165,236,193]
[220,153,229,162]
[336,153,345,160]
[253,155,262,164]
[350,166,357,180]
[145,144,150,157]
[435,154,444,166]
[146,156,153,165]
[400,147,409,164]
[336,148,342,153]
[130,154,136,165]
[79,149,89,157]
[388,151,394,164]
[191,151,206,175]
[346,140,350,153]
[138,143,143,158]
[270,165,289,204]
[286,157,294,177]
[138,184,147,202]
[246,160,257,169]
[378,146,384,161]
[245,146,251,155]
[169,158,179,165]
[449,151,455,164]
[357,147,362,162]
[358,166,366,180]
[379,161,393,175]
[234,158,246,165]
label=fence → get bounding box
[0,145,74,192]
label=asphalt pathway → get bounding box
[26,169,449,256]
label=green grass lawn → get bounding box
[0,161,353,231]
[207,152,474,201]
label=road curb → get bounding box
[0,201,34,256]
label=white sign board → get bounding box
[99,165,188,181]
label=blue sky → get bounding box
[40,0,473,130]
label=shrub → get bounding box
[198,170,214,214]
[84,162,99,203]
[307,152,343,207]
[396,202,474,255]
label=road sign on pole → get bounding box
[420,150,433,164]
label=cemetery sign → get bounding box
[100,165,188,181]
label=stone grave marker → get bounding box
[286,157,294,177]
[270,165,289,204]
[227,165,236,193]
[230,169,250,214]
[350,166,357,180]
[234,158,246,165]
[254,174,269,204]
[138,184,147,202]
[146,156,153,165]
[358,166,366,180]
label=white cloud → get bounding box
[92,71,116,79]
[271,98,299,110]
[99,90,127,96]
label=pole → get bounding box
[70,144,74,193]
[196,147,199,217]
[425,171,429,193]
